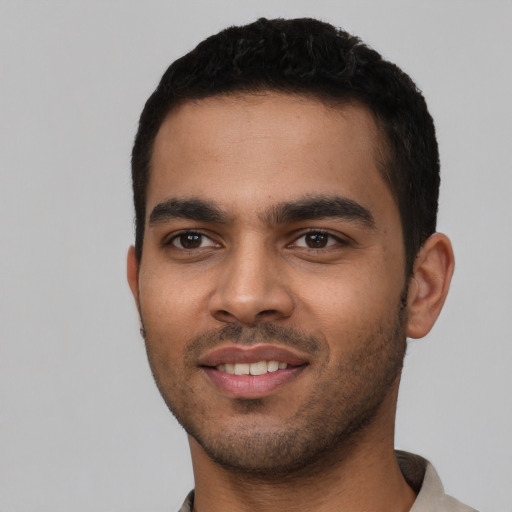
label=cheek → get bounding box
[139,263,207,330]
[296,259,404,351]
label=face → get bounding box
[128,93,409,477]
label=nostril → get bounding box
[257,310,279,317]
[213,308,283,325]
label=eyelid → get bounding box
[164,229,221,249]
[290,229,349,249]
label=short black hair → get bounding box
[132,17,439,275]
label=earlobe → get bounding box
[406,233,455,339]
[127,246,140,301]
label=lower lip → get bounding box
[202,366,306,399]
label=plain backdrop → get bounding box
[1,1,511,511]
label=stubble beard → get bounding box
[141,295,408,482]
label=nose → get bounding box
[209,242,295,326]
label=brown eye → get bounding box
[180,234,202,249]
[171,232,216,249]
[304,232,329,248]
[293,231,341,249]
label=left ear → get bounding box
[127,245,140,304]
[406,233,455,339]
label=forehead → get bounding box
[149,92,394,222]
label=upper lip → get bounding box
[197,344,309,367]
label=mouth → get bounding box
[216,360,289,375]
[198,345,309,398]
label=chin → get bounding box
[181,388,392,480]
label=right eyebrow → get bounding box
[148,198,228,226]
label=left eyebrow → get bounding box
[263,195,376,228]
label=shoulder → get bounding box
[396,451,478,512]
[177,490,194,512]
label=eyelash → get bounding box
[291,229,347,250]
[165,229,347,251]
[165,230,219,250]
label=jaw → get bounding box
[186,378,404,512]
[185,370,402,481]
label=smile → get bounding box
[216,361,289,375]
[198,345,309,398]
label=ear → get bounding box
[406,233,455,339]
[127,246,140,302]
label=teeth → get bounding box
[234,363,250,375]
[249,361,267,375]
[267,360,279,372]
[216,360,288,374]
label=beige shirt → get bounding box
[178,451,477,512]
[397,451,477,512]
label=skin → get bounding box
[127,92,454,512]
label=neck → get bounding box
[188,386,416,512]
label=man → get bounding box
[127,17,476,512]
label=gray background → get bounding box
[1,1,511,511]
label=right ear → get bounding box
[127,246,140,302]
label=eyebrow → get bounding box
[149,198,228,226]
[148,195,375,229]
[264,196,375,228]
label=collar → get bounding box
[178,451,476,512]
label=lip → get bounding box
[198,344,309,399]
[197,344,308,367]
[203,365,306,398]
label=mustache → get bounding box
[185,323,322,363]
